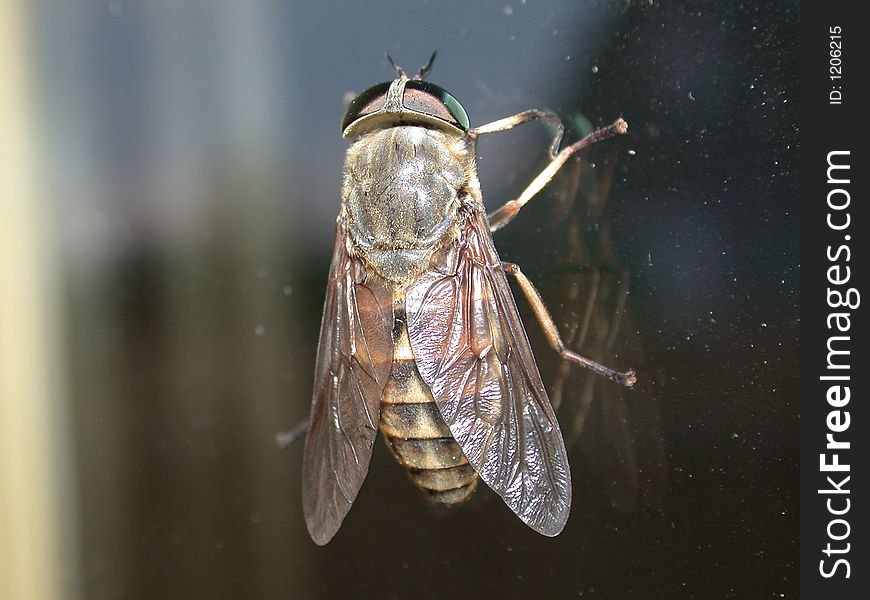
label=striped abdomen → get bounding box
[379,305,478,505]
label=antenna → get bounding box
[413,51,437,80]
[385,53,407,79]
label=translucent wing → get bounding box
[405,207,571,536]
[302,223,393,545]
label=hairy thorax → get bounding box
[342,126,473,285]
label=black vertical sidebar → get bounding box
[800,2,866,597]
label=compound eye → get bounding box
[341,82,391,133]
[403,80,470,131]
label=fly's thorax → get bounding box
[341,126,475,285]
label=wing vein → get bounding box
[406,208,571,536]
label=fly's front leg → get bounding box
[502,261,636,387]
[487,119,628,232]
[470,109,566,159]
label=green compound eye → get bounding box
[402,80,470,132]
[341,81,392,134]
[341,79,469,137]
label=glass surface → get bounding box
[32,0,798,597]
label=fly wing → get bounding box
[405,208,571,536]
[302,224,393,545]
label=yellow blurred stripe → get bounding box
[1,2,76,599]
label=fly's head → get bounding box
[341,55,470,139]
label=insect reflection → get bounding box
[542,150,666,514]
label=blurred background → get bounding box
[1,0,798,598]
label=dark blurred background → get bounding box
[2,0,798,598]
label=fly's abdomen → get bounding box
[379,318,478,505]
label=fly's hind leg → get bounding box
[485,119,628,232]
[275,417,310,449]
[502,261,636,387]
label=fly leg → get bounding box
[470,109,566,159]
[275,417,310,449]
[502,261,636,387]
[486,119,628,232]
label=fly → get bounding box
[299,53,635,545]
